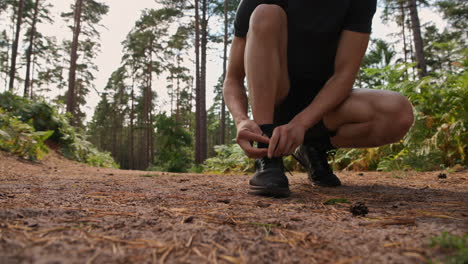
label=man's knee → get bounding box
[379,94,414,145]
[390,93,413,133]
[249,4,286,35]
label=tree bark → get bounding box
[199,0,208,161]
[130,74,135,169]
[67,0,84,124]
[146,41,154,168]
[24,0,40,98]
[194,0,202,164]
[8,0,25,92]
[408,0,427,77]
[399,2,408,63]
[220,0,228,145]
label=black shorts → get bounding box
[274,77,336,141]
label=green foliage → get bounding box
[429,232,468,264]
[0,92,118,168]
[0,108,53,160]
[323,198,351,205]
[151,114,193,172]
[204,144,254,173]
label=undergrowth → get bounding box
[0,108,53,161]
[0,92,118,168]
[429,232,468,264]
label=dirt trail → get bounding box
[0,151,467,264]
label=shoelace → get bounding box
[257,157,294,177]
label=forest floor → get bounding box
[0,150,466,264]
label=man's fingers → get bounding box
[239,141,268,158]
[239,130,270,144]
[268,129,280,158]
[286,142,297,156]
[275,134,289,157]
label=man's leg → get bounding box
[295,89,413,187]
[323,89,414,148]
[245,4,289,124]
[245,4,291,197]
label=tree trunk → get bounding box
[143,69,150,169]
[130,75,135,169]
[30,52,37,98]
[24,0,40,98]
[399,2,408,64]
[175,58,181,123]
[67,0,84,124]
[198,0,208,161]
[220,0,228,145]
[399,2,409,78]
[194,0,202,164]
[408,0,427,77]
[407,16,417,79]
[8,0,25,92]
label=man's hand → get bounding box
[236,120,270,158]
[268,123,306,158]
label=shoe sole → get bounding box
[249,185,291,198]
[308,173,342,187]
[310,180,342,187]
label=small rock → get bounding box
[437,173,447,179]
[25,221,39,228]
[357,173,364,176]
[350,202,369,216]
[256,201,271,208]
[183,216,194,223]
[180,188,188,191]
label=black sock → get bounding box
[303,121,336,151]
[258,124,275,149]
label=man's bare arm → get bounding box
[223,36,269,158]
[223,37,249,126]
[289,30,370,130]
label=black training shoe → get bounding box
[295,144,341,187]
[249,157,291,197]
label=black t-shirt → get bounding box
[234,0,377,84]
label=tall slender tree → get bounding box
[194,0,203,164]
[23,0,40,98]
[8,0,25,92]
[408,0,427,77]
[66,0,84,123]
[220,0,228,144]
[63,0,108,126]
[382,0,427,78]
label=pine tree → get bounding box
[408,0,427,77]
[64,0,108,126]
[24,0,53,98]
[8,0,25,92]
[220,0,228,144]
[382,0,428,78]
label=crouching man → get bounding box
[223,0,414,197]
